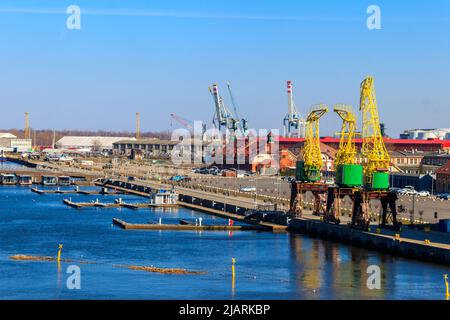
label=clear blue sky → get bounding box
[0,0,449,137]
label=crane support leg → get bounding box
[380,194,399,228]
[324,188,341,224]
[351,192,370,230]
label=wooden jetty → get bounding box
[63,199,122,208]
[63,198,161,210]
[32,187,123,195]
[112,218,268,231]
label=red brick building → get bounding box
[436,161,450,193]
[277,137,450,153]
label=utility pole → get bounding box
[410,193,415,228]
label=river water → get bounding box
[0,184,448,300]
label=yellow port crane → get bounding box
[333,104,363,187]
[359,76,390,189]
[302,104,328,182]
[334,104,357,167]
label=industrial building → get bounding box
[112,138,204,160]
[400,128,450,140]
[0,132,32,152]
[56,136,135,153]
[436,161,450,193]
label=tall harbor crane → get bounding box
[209,83,246,135]
[226,82,248,135]
[301,104,328,182]
[283,81,306,138]
[359,76,390,189]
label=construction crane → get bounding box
[300,104,328,182]
[359,76,390,189]
[170,113,206,135]
[333,104,363,187]
[170,113,193,131]
[283,81,306,138]
[226,82,248,135]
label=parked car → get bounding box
[436,193,449,200]
[239,186,256,192]
[417,190,430,197]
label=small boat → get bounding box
[179,219,194,225]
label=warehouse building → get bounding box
[112,138,204,160]
[56,136,135,153]
[0,132,32,152]
[400,128,450,140]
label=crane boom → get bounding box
[170,113,193,131]
[359,76,390,189]
[226,82,248,134]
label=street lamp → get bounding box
[410,192,415,228]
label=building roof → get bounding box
[114,138,204,145]
[56,136,135,148]
[389,150,432,157]
[114,138,179,145]
[436,161,450,174]
[0,132,17,139]
[277,136,450,148]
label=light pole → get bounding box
[274,180,281,210]
[410,192,415,228]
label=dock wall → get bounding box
[289,218,450,266]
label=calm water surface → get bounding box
[0,185,448,300]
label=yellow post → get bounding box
[445,274,449,299]
[57,244,63,263]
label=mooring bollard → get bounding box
[159,217,162,225]
[57,244,63,263]
[232,257,236,287]
[199,217,202,226]
[444,274,449,299]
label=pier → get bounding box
[62,198,177,210]
[112,218,268,231]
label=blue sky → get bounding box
[0,0,449,137]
